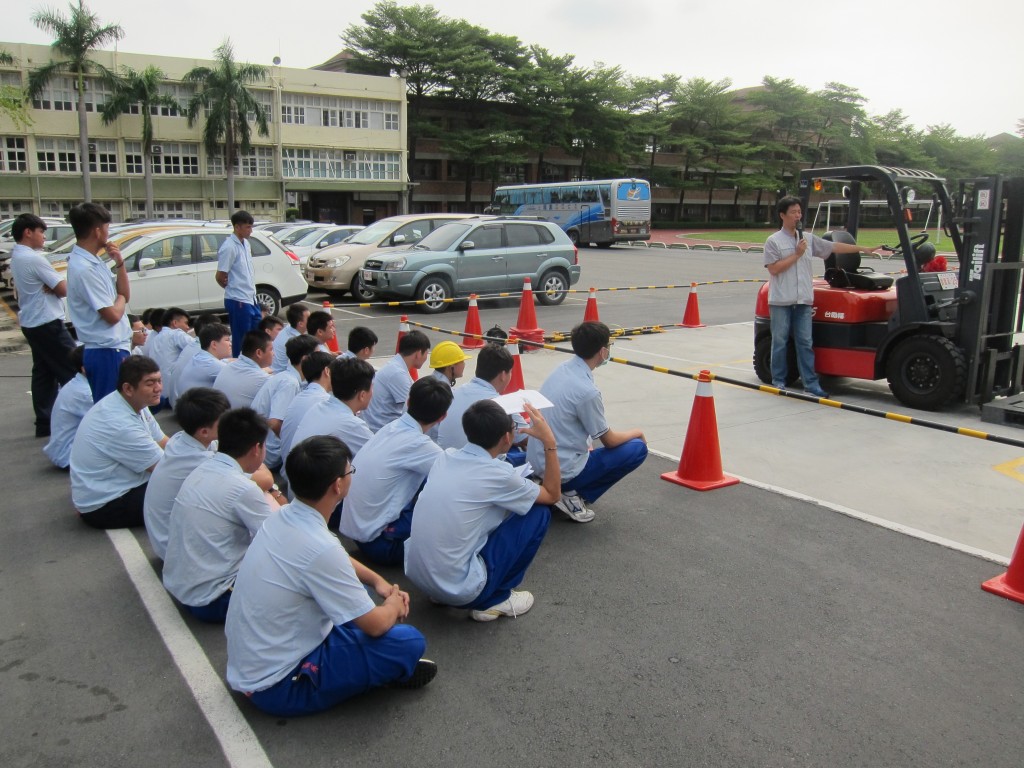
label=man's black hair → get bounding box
[199,322,231,350]
[306,310,333,337]
[259,315,284,333]
[241,329,272,359]
[406,375,453,425]
[285,333,319,365]
[570,321,610,359]
[148,308,167,331]
[286,303,309,328]
[12,213,47,242]
[68,344,85,371]
[140,308,154,326]
[777,195,802,217]
[162,307,189,327]
[398,329,430,356]
[118,354,160,390]
[286,435,352,502]
[192,313,221,334]
[300,350,335,382]
[175,387,230,436]
[475,343,514,381]
[68,202,112,239]
[217,407,269,459]
[330,357,375,401]
[230,210,255,226]
[463,399,515,451]
[128,313,141,325]
[348,326,378,354]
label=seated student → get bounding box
[363,330,431,432]
[141,307,164,358]
[425,341,469,442]
[167,313,219,407]
[438,343,515,450]
[129,314,148,355]
[339,377,451,566]
[306,310,337,354]
[271,304,309,373]
[163,408,277,623]
[226,435,436,717]
[176,322,232,395]
[69,356,165,529]
[43,345,93,469]
[143,387,231,560]
[278,350,334,465]
[405,400,558,622]
[290,357,375,462]
[340,326,378,361]
[213,329,272,409]
[258,314,284,341]
[526,321,647,523]
[150,307,194,411]
[250,334,319,471]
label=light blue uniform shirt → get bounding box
[152,328,194,390]
[69,391,164,513]
[10,243,65,327]
[526,355,608,482]
[251,366,302,468]
[339,350,357,360]
[213,355,269,409]
[43,373,93,469]
[143,431,216,560]
[176,349,226,395]
[226,499,375,693]
[66,245,131,350]
[339,413,442,542]
[362,354,412,432]
[405,443,540,605]
[167,338,201,406]
[163,452,273,607]
[279,382,331,463]
[216,233,256,304]
[271,325,301,373]
[290,397,374,465]
[141,330,158,358]
[437,376,500,450]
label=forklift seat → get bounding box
[823,232,894,290]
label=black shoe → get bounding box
[390,659,437,690]
[35,428,51,438]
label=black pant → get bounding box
[21,319,77,433]
[79,483,148,529]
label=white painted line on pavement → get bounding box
[649,449,1010,567]
[107,530,274,768]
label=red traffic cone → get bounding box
[509,277,544,352]
[503,336,526,394]
[583,287,600,323]
[661,370,739,491]
[982,523,1024,604]
[394,315,417,380]
[323,301,340,353]
[679,282,706,328]
[460,294,486,350]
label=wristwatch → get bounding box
[269,483,284,499]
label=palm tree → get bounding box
[27,1,124,202]
[100,65,179,218]
[184,40,269,213]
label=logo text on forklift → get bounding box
[970,244,984,282]
[824,310,845,319]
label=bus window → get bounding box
[581,186,598,203]
[564,188,580,203]
[539,189,553,204]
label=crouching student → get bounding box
[162,408,276,622]
[226,435,436,717]
[404,401,558,622]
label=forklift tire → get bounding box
[885,334,966,411]
[754,334,798,386]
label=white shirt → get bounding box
[66,245,131,350]
[176,349,226,396]
[143,431,216,560]
[437,376,500,450]
[43,373,93,469]
[362,354,413,432]
[217,233,256,304]
[290,396,374,460]
[213,355,269,409]
[250,366,303,468]
[167,338,201,406]
[764,229,835,305]
[9,243,65,327]
[271,325,301,373]
[279,382,331,464]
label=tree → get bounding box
[27,0,124,202]
[0,49,31,128]
[183,40,269,213]
[868,110,928,168]
[624,74,679,176]
[515,46,576,180]
[811,82,872,166]
[920,123,995,180]
[100,65,180,218]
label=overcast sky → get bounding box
[4,0,1022,137]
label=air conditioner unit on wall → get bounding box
[87,143,96,151]
[343,152,357,162]
[151,145,163,154]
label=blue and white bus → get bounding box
[488,178,652,248]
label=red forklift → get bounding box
[753,165,1024,413]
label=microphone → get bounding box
[795,221,804,249]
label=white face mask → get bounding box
[599,346,611,366]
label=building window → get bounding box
[208,146,274,177]
[282,148,400,180]
[31,76,111,112]
[124,141,143,174]
[1,137,27,172]
[149,83,191,117]
[0,200,30,216]
[281,92,308,125]
[281,93,399,131]
[247,89,273,124]
[36,137,78,173]
[89,139,118,173]
[151,142,199,175]
[133,200,202,219]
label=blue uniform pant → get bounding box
[355,504,414,567]
[457,503,550,611]
[564,438,648,504]
[83,348,130,402]
[226,300,262,358]
[247,622,425,717]
[185,589,232,623]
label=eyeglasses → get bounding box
[342,467,356,477]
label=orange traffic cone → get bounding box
[679,282,706,328]
[323,301,340,353]
[460,294,486,350]
[509,277,544,352]
[395,315,417,380]
[661,370,739,491]
[503,336,526,394]
[982,523,1024,604]
[583,287,600,323]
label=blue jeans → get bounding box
[83,348,130,402]
[248,622,425,717]
[457,504,551,611]
[565,439,648,504]
[769,304,820,390]
[185,589,232,624]
[225,300,262,358]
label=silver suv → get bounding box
[362,218,581,313]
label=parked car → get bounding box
[361,218,581,313]
[286,225,364,267]
[255,221,313,235]
[0,219,75,288]
[304,213,481,300]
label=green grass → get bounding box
[681,228,954,252]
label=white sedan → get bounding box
[285,225,364,267]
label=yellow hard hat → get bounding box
[430,340,470,369]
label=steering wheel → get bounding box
[881,231,929,256]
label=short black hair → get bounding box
[348,326,378,354]
[12,213,47,242]
[406,375,453,425]
[140,308,154,326]
[230,210,255,226]
[570,321,610,359]
[128,313,141,325]
[398,329,430,356]
[777,195,802,217]
[259,315,284,333]
[300,350,335,382]
[463,399,514,451]
[192,313,221,334]
[330,357,375,401]
[241,329,272,358]
[475,343,514,381]
[68,344,85,371]
[286,303,309,328]
[216,407,269,459]
[175,387,230,436]
[68,202,112,239]
[162,307,189,327]
[199,322,231,350]
[286,435,352,502]
[306,310,333,337]
[148,308,167,331]
[284,333,319,365]
[118,354,160,391]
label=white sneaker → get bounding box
[470,590,535,622]
[555,490,595,523]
